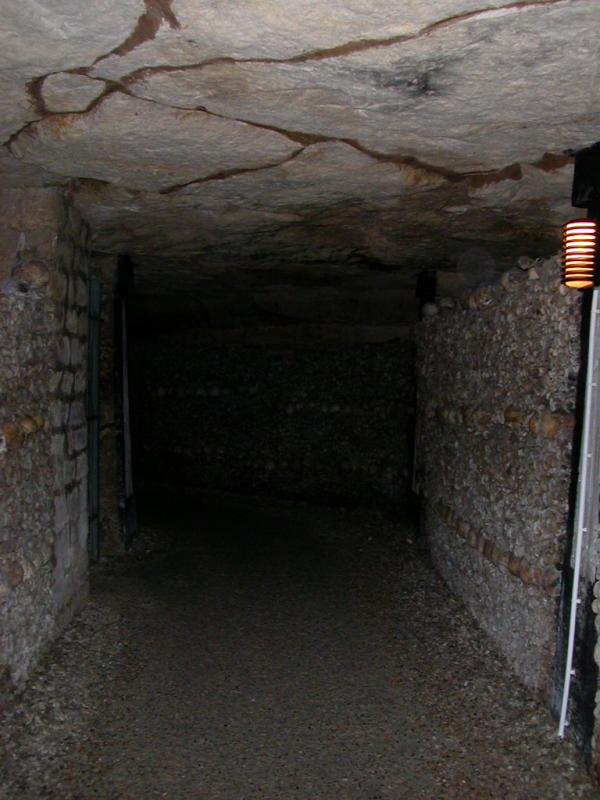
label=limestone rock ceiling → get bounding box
[2,0,599,296]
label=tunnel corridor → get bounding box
[4,2,600,797]
[2,491,597,799]
[2,211,600,798]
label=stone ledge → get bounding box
[432,500,560,595]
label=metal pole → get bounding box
[558,285,600,737]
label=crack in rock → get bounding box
[99,0,180,62]
[159,148,307,194]
[114,0,575,85]
[122,91,570,192]
[0,0,581,156]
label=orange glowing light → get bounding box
[562,219,598,289]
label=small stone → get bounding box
[52,272,68,302]
[69,401,86,427]
[461,406,475,426]
[478,287,493,306]
[0,278,18,295]
[12,260,50,288]
[507,554,522,577]
[504,407,523,426]
[61,372,74,396]
[472,409,492,426]
[542,570,559,593]
[0,569,11,598]
[75,278,88,307]
[2,422,23,448]
[70,338,83,367]
[57,336,71,367]
[519,563,535,585]
[66,309,79,334]
[438,297,455,309]
[518,256,536,270]
[482,539,494,560]
[540,411,559,439]
[51,433,65,457]
[19,416,39,435]
[421,302,439,317]
[1,559,24,588]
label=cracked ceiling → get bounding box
[2,0,599,321]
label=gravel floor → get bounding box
[1,492,599,799]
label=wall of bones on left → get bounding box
[0,188,98,686]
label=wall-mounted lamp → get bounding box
[561,218,598,289]
[558,143,600,741]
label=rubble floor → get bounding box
[1,491,599,799]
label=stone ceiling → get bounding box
[2,0,599,306]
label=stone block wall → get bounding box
[416,255,581,696]
[50,207,91,634]
[130,338,415,506]
[0,190,91,685]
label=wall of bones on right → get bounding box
[415,254,600,764]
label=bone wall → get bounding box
[0,190,91,685]
[416,255,582,699]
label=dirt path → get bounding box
[1,494,598,799]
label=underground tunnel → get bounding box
[2,1,600,797]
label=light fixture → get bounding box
[561,218,598,289]
[558,142,600,741]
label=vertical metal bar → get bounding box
[120,297,137,545]
[122,301,132,498]
[87,277,101,561]
[558,285,600,737]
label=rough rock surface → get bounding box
[0,0,597,292]
[41,73,106,114]
[12,93,300,192]
[128,2,600,171]
[0,1,141,142]
[90,0,530,78]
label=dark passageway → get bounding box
[1,492,597,798]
